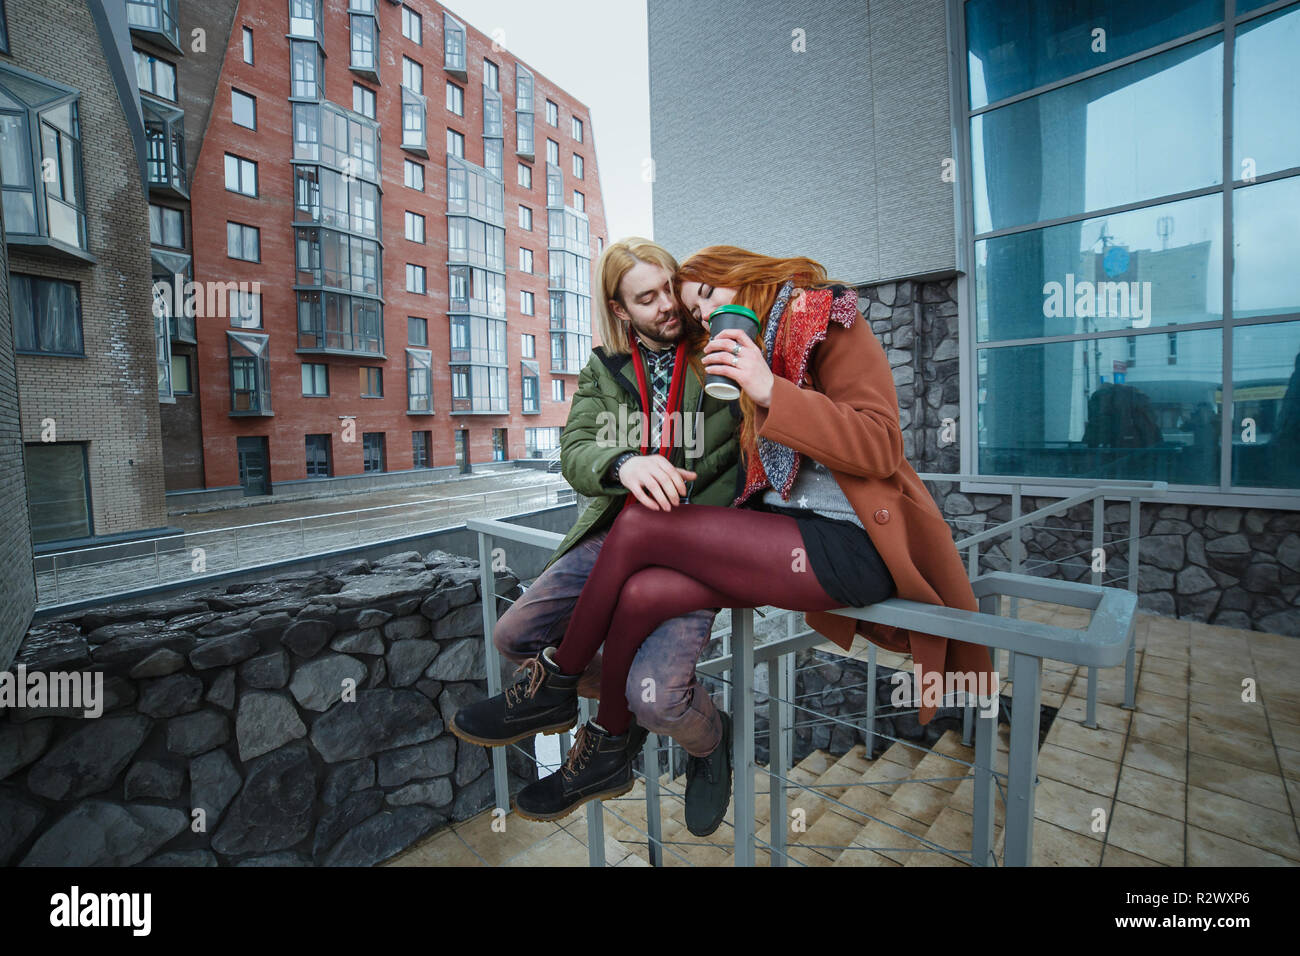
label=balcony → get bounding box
[296,290,384,357]
[127,0,181,53]
[144,99,187,199]
[227,331,271,416]
[443,13,467,79]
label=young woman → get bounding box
[452,246,994,828]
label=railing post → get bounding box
[1124,497,1140,711]
[1092,496,1105,587]
[643,732,663,867]
[767,655,787,866]
[865,642,877,757]
[731,607,755,867]
[1004,651,1043,867]
[478,531,510,817]
[1010,484,1022,618]
[581,697,605,866]
[972,593,999,865]
[720,628,732,716]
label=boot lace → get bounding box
[560,724,598,780]
[503,657,546,710]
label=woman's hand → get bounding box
[703,330,775,407]
[618,455,698,511]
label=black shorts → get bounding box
[752,502,897,608]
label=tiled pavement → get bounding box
[385,600,1300,866]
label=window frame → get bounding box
[10,273,84,357]
[230,87,257,129]
[226,221,261,261]
[223,152,258,197]
[301,362,329,397]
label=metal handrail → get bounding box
[469,515,1140,868]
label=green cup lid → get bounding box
[708,304,758,321]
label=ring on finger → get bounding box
[731,343,741,356]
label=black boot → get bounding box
[684,710,732,837]
[449,648,579,746]
[513,720,634,821]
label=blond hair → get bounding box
[594,237,680,355]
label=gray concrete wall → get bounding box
[647,0,957,285]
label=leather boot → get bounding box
[684,710,732,836]
[449,647,579,746]
[513,720,634,821]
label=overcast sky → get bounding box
[444,0,654,240]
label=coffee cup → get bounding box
[705,304,760,401]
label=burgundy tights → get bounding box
[552,500,843,737]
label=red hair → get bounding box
[676,245,848,456]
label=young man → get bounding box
[450,238,741,835]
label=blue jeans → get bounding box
[493,527,724,756]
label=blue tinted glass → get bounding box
[976,193,1222,342]
[966,0,1222,109]
[1234,175,1300,319]
[1238,0,1282,12]
[1234,4,1300,180]
[1232,320,1300,488]
[972,35,1222,234]
[977,329,1223,484]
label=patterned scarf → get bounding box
[735,281,860,505]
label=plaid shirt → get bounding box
[638,339,675,448]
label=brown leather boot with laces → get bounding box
[448,647,580,746]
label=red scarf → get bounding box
[619,341,688,512]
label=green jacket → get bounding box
[545,345,742,569]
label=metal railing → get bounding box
[470,491,1142,867]
[36,482,576,609]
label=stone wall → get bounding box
[857,277,1300,638]
[0,551,528,866]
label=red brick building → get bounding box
[185,0,605,493]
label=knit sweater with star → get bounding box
[760,457,865,529]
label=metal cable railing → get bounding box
[470,506,1140,868]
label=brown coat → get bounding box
[751,297,994,723]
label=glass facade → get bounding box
[964,0,1300,495]
[547,169,592,373]
[516,64,535,157]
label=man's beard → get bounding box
[629,312,682,348]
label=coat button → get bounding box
[874,509,890,524]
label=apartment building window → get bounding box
[405,210,425,243]
[305,434,331,477]
[10,274,81,355]
[412,431,431,467]
[0,68,89,251]
[526,426,560,457]
[23,442,91,543]
[302,362,328,396]
[572,116,583,142]
[408,316,428,345]
[401,5,421,44]
[546,138,559,166]
[224,153,258,197]
[519,205,532,230]
[446,81,464,116]
[127,0,180,50]
[404,159,425,191]
[226,221,260,261]
[406,263,426,293]
[350,8,378,77]
[407,348,433,412]
[492,428,507,461]
[402,86,428,153]
[520,290,535,315]
[573,190,584,212]
[517,163,532,189]
[444,13,466,74]
[171,353,192,393]
[447,128,465,158]
[134,50,176,101]
[521,364,539,413]
[296,290,382,355]
[291,41,323,99]
[522,333,536,358]
[362,432,385,472]
[149,204,183,248]
[360,366,383,397]
[403,56,423,94]
[288,0,321,40]
[573,154,584,179]
[228,331,271,414]
[242,26,254,64]
[231,88,256,129]
[545,99,558,126]
[229,289,262,328]
[519,247,533,273]
[353,84,376,119]
[480,58,497,91]
[552,379,565,402]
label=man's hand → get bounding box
[617,455,698,511]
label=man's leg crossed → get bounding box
[625,608,723,756]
